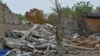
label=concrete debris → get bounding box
[3,23,100,56]
[4,38,25,48]
[72,33,80,39]
[7,49,32,56]
[4,24,57,55]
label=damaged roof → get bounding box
[87,13,100,18]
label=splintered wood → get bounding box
[65,36,100,50]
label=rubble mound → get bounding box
[1,23,100,56]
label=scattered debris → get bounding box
[72,33,80,39]
[1,23,100,56]
[3,24,57,55]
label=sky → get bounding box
[3,0,100,15]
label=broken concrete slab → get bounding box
[4,38,24,48]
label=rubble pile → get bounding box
[3,24,57,56]
[1,23,100,56]
[63,34,100,50]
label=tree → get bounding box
[72,1,93,15]
[25,8,46,24]
[52,5,73,18]
[18,14,26,20]
[72,1,93,37]
[47,13,57,25]
[62,6,73,17]
[48,6,73,25]
[51,0,66,55]
[96,6,100,13]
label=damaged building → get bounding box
[86,13,100,33]
[0,3,20,24]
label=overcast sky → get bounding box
[3,0,100,15]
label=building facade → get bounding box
[85,13,100,32]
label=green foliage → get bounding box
[72,1,93,15]
[62,6,73,17]
[47,13,57,25]
[18,14,26,20]
[96,6,100,13]
[72,1,93,37]
[52,6,73,17]
[50,6,73,26]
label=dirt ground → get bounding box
[41,49,100,56]
[64,49,100,56]
[32,49,100,56]
[0,23,100,56]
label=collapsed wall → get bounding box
[0,3,20,24]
